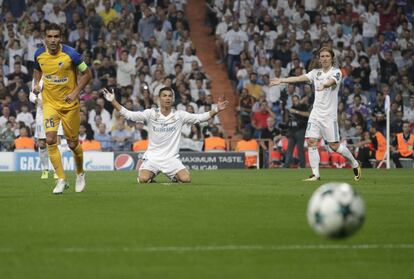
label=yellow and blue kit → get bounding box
[34,44,88,141]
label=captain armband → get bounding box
[77,62,88,72]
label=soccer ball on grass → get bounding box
[307,182,365,238]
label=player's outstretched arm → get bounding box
[209,96,229,118]
[269,75,310,86]
[101,88,121,111]
[316,78,336,91]
[101,88,147,122]
[181,96,229,124]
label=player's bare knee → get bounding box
[178,176,191,183]
[177,173,191,183]
[137,175,151,183]
[46,136,57,145]
[307,138,318,147]
[67,141,78,150]
[38,139,47,149]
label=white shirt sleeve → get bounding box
[119,107,150,123]
[179,111,211,125]
[29,91,37,103]
[330,69,342,85]
[305,69,316,85]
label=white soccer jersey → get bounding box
[120,107,211,161]
[305,67,342,120]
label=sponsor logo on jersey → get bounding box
[114,154,135,170]
[152,124,176,132]
[44,75,69,84]
[335,72,340,80]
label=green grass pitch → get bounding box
[0,169,413,279]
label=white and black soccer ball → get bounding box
[307,182,365,238]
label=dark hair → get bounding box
[45,23,62,35]
[86,129,94,141]
[141,130,148,140]
[159,87,174,95]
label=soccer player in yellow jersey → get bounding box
[33,23,92,194]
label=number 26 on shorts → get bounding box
[44,118,55,128]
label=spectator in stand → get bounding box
[391,110,404,135]
[14,126,35,150]
[116,50,135,88]
[11,90,33,114]
[346,95,370,120]
[397,75,414,105]
[82,130,102,151]
[0,121,15,151]
[95,123,112,151]
[403,95,414,124]
[392,121,414,168]
[204,126,226,152]
[224,20,248,80]
[0,106,12,129]
[353,128,375,168]
[99,0,119,26]
[379,50,398,84]
[244,72,262,100]
[214,11,233,64]
[112,119,132,151]
[138,6,157,44]
[251,100,275,138]
[372,91,386,134]
[259,116,282,168]
[98,56,116,88]
[235,129,259,168]
[93,37,107,60]
[176,93,197,113]
[361,3,379,49]
[89,98,112,131]
[283,95,309,168]
[132,129,149,152]
[189,123,203,141]
[351,56,371,92]
[190,78,210,103]
[15,104,34,128]
[7,62,31,84]
[340,119,357,144]
[78,124,88,143]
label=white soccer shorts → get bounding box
[139,157,187,180]
[305,117,340,143]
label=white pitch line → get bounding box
[1,244,413,253]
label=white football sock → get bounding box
[57,144,63,156]
[39,147,49,171]
[336,144,359,168]
[308,146,320,178]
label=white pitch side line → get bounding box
[1,244,413,253]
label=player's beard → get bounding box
[48,43,59,54]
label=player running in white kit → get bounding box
[29,79,65,179]
[102,87,228,183]
[270,47,362,181]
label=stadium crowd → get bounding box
[0,0,413,168]
[207,0,414,167]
